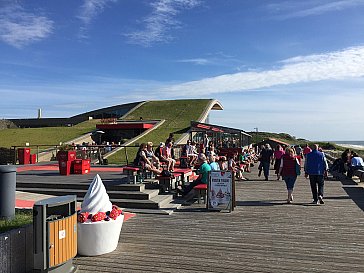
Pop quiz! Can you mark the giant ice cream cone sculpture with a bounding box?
[77,174,124,256]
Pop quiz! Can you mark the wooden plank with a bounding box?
[21,166,364,272]
[48,221,55,267]
[61,218,66,264]
[65,217,70,261]
[72,214,77,257]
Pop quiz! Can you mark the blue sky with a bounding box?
[1,0,364,141]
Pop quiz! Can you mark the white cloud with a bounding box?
[78,0,117,38]
[125,0,202,47]
[177,58,210,65]
[0,3,53,48]
[160,45,364,96]
[176,52,248,71]
[210,84,364,140]
[267,0,364,19]
[78,0,117,25]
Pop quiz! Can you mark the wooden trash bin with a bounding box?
[33,195,77,273]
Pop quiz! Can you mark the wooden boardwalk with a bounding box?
[74,166,364,273]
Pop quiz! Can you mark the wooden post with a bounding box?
[232,175,236,211]
[13,146,17,165]
[124,146,129,165]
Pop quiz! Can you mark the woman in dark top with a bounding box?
[259,144,274,181]
[273,144,285,180]
[134,143,161,175]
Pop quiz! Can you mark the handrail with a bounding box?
[10,144,145,165]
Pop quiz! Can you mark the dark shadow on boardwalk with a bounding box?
[236,200,286,206]
[236,200,329,207]
[177,207,211,213]
[324,195,351,200]
[330,171,358,186]
[343,186,364,212]
[333,173,364,211]
[340,178,358,186]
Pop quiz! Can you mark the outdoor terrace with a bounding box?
[72,164,364,273]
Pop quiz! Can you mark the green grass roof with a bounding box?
[0,119,100,148]
[0,99,213,164]
[107,99,212,164]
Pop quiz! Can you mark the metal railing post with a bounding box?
[125,146,129,165]
[13,146,17,165]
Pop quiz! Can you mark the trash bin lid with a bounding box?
[0,165,17,173]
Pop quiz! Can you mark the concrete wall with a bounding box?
[0,224,33,273]
[0,148,15,165]
[9,101,143,128]
[9,117,86,128]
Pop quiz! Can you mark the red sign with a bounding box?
[101,118,117,124]
[211,127,224,132]
[196,123,224,132]
[196,124,211,130]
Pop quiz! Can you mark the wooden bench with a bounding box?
[156,173,182,193]
[353,169,364,182]
[194,184,207,204]
[122,166,143,184]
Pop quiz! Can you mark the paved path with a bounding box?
[74,166,364,273]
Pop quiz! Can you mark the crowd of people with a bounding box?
[133,133,258,179]
[257,143,329,205]
[133,133,178,175]
[331,149,364,178]
[133,133,354,205]
[181,134,258,180]
[177,143,258,196]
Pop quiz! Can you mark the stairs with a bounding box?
[16,177,176,211]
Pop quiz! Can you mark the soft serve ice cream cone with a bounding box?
[77,174,124,256]
[80,174,113,214]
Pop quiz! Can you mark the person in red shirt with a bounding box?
[278,147,301,204]
[303,144,312,158]
[273,144,285,180]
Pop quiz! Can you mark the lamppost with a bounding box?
[253,127,258,144]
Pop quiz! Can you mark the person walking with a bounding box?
[294,145,303,158]
[305,144,328,205]
[278,147,300,204]
[259,144,273,181]
[273,144,285,180]
[303,144,312,158]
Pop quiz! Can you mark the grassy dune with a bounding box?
[0,119,100,149]
[0,100,211,164]
[107,99,211,164]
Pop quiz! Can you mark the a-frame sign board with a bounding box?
[207,170,235,212]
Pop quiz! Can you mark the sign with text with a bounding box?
[208,170,233,212]
[101,118,117,124]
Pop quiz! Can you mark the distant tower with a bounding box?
[37,108,42,119]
